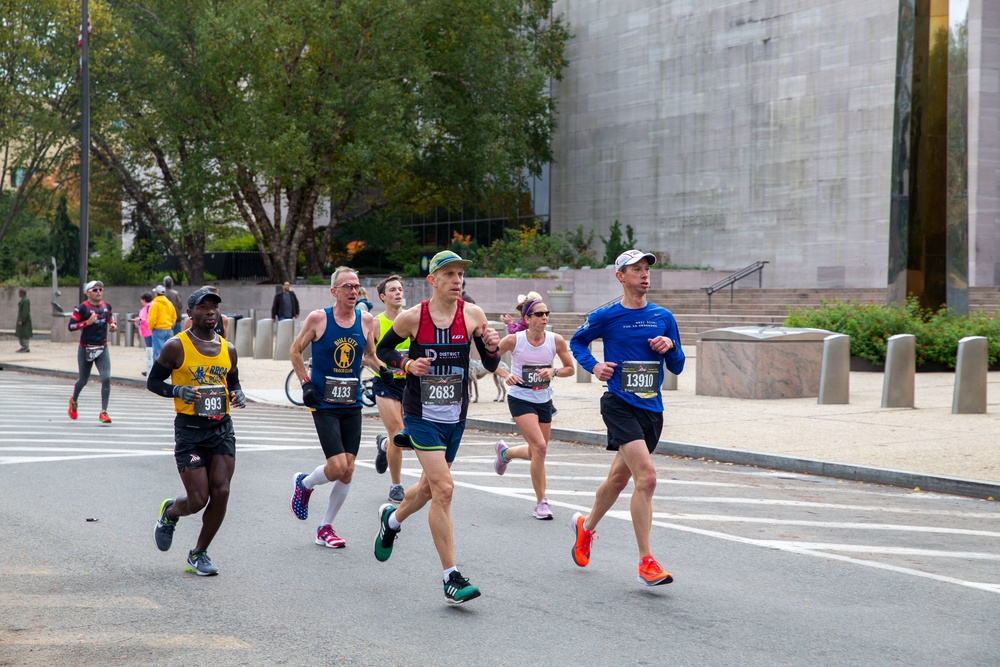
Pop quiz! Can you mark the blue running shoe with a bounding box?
[290,472,312,520]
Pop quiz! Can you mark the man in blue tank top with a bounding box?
[373,250,502,604]
[287,266,383,550]
[570,250,686,587]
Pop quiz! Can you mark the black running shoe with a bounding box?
[154,499,176,552]
[374,503,399,562]
[444,571,481,604]
[375,434,388,474]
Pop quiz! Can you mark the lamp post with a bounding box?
[78,0,90,304]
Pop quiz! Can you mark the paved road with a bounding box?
[2,371,999,666]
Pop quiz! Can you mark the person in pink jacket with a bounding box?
[130,292,154,376]
[499,291,541,334]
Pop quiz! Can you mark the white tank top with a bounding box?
[508,330,557,404]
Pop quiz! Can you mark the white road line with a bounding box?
[751,541,1000,560]
[656,514,1000,537]
[429,479,1000,595]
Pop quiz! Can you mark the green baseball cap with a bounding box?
[428,250,472,274]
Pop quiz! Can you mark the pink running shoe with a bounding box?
[493,440,509,476]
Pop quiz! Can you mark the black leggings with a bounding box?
[73,345,111,411]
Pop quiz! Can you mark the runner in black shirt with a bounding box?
[67,280,118,423]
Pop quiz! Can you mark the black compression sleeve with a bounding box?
[474,335,501,372]
[376,328,409,369]
[147,361,174,398]
[226,366,242,392]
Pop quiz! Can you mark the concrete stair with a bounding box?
[511,287,1000,341]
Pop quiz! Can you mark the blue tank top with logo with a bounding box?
[309,307,366,410]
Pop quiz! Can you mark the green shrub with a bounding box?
[784,298,1000,367]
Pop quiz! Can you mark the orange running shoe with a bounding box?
[98,411,112,424]
[571,512,596,567]
[637,556,673,586]
[68,397,78,420]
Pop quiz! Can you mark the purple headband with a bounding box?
[522,299,541,319]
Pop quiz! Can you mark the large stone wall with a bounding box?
[549,0,903,288]
[969,2,1000,285]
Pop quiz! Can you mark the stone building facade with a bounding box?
[549,0,999,290]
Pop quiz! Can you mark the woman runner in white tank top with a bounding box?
[491,299,576,520]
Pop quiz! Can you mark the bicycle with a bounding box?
[285,359,376,407]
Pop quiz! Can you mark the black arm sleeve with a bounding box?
[147,361,174,398]
[376,328,409,369]
[474,335,501,372]
[226,365,241,392]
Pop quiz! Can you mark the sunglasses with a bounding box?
[89,287,103,292]
[336,283,361,291]
[530,310,551,317]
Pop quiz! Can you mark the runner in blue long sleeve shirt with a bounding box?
[568,250,685,587]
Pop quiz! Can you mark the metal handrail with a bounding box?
[705,261,769,313]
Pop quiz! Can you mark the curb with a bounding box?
[5,362,997,501]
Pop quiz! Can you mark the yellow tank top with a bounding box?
[172,332,232,416]
[376,312,410,379]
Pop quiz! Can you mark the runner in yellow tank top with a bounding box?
[146,287,246,576]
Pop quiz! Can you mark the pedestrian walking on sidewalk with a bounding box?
[130,292,153,376]
[163,276,184,335]
[67,280,118,424]
[287,266,383,550]
[148,285,177,363]
[148,287,246,576]
[492,298,575,520]
[568,249,685,587]
[15,288,32,353]
[372,274,411,504]
[373,250,501,605]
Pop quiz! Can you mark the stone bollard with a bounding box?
[881,334,915,408]
[661,370,677,391]
[818,333,850,405]
[234,318,253,357]
[254,319,273,359]
[952,336,988,414]
[273,319,294,361]
[576,343,592,383]
[124,313,136,347]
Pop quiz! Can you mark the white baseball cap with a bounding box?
[614,249,656,272]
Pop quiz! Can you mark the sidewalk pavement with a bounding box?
[2,339,999,499]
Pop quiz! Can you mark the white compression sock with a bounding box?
[322,481,350,525]
[303,465,330,489]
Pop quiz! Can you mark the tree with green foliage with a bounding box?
[600,220,638,266]
[0,0,81,246]
[50,194,79,277]
[88,0,568,284]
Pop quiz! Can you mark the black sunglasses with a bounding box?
[530,310,551,317]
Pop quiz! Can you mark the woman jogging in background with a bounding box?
[492,298,575,520]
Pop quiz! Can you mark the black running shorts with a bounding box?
[600,391,663,453]
[311,407,363,459]
[173,418,236,472]
[507,395,555,423]
[373,377,405,403]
